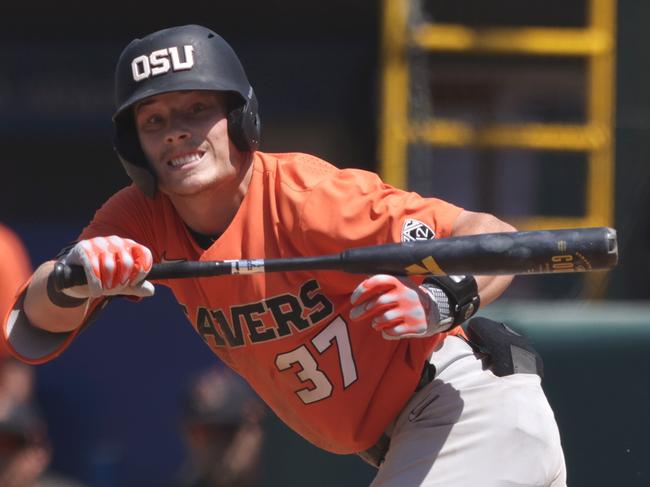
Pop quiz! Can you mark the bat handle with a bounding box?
[51,261,230,291]
[52,262,88,291]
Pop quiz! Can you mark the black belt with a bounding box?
[357,361,436,468]
[417,362,436,391]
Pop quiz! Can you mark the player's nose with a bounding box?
[164,117,191,144]
[165,129,190,144]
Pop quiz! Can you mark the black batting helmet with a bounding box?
[113,24,261,197]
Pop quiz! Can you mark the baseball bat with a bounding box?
[52,227,618,291]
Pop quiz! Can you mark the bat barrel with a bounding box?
[341,227,618,276]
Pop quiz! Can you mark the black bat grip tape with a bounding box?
[52,261,232,291]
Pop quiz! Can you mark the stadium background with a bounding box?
[1,1,648,485]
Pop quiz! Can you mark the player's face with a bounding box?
[135,91,239,197]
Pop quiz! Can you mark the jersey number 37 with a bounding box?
[275,316,358,404]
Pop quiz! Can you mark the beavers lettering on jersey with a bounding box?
[181,279,334,348]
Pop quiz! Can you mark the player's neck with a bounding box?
[169,153,254,236]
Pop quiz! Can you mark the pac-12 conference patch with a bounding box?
[401,219,435,242]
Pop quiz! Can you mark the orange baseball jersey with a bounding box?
[44,152,464,454]
[0,225,31,358]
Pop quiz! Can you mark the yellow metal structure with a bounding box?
[379,0,617,231]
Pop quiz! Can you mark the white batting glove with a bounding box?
[61,236,155,299]
[349,274,452,340]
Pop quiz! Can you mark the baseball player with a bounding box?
[0,224,31,357]
[3,25,566,486]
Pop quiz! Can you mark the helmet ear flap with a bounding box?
[227,89,261,152]
[114,111,158,197]
[117,154,157,198]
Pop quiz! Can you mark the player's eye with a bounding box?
[146,114,163,124]
[189,102,208,115]
[137,112,164,131]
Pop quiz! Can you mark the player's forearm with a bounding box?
[474,274,513,306]
[23,261,91,333]
[451,210,516,306]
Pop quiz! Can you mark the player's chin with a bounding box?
[159,175,215,197]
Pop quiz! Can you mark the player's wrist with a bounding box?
[421,275,480,331]
[418,283,454,334]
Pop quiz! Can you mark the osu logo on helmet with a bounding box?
[131,45,195,82]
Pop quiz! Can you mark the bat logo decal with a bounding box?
[405,256,445,275]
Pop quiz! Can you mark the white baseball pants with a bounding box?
[370,336,567,487]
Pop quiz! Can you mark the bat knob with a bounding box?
[52,261,71,292]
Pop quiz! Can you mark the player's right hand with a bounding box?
[349,274,444,340]
[60,236,155,299]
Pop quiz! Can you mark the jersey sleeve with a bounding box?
[78,186,158,254]
[296,168,463,254]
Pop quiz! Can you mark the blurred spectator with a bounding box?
[0,224,31,356]
[176,366,266,487]
[0,355,35,425]
[0,357,87,487]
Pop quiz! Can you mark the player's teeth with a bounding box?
[170,153,202,167]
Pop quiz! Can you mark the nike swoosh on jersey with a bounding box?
[159,252,187,264]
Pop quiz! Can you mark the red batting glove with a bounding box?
[349,274,447,340]
[61,236,155,299]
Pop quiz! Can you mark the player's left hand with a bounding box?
[349,274,445,340]
[60,236,154,299]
